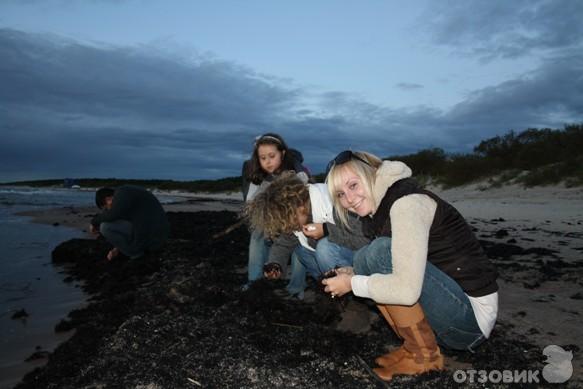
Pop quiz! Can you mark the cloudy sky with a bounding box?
[1,0,582,182]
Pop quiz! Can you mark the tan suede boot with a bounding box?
[375,304,408,367]
[373,303,444,381]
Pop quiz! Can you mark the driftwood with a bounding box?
[211,219,245,239]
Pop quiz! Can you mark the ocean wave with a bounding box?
[0,188,66,196]
[0,200,63,207]
[0,187,94,209]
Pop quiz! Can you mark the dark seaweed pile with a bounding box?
[14,211,571,388]
[477,221,583,291]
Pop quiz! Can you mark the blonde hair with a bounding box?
[325,151,382,228]
[243,172,310,238]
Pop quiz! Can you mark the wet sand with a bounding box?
[12,187,583,387]
[434,183,583,371]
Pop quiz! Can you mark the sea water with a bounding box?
[0,186,176,388]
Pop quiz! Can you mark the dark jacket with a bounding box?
[91,185,170,250]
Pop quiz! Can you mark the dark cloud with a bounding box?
[0,28,580,182]
[0,28,297,180]
[444,53,583,140]
[396,83,424,91]
[423,0,583,60]
[0,29,299,125]
[284,51,583,166]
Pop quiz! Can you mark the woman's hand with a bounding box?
[302,223,324,239]
[322,268,354,297]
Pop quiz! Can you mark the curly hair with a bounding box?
[243,173,310,239]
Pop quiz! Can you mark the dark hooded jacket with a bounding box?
[91,185,169,251]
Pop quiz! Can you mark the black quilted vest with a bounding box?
[363,178,498,297]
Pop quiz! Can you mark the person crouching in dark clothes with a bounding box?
[90,185,169,261]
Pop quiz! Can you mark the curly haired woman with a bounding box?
[245,172,369,282]
[241,133,310,297]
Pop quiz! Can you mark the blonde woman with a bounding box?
[323,150,498,381]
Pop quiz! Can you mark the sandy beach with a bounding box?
[436,183,583,382]
[12,185,583,387]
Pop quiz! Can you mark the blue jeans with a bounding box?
[247,230,306,295]
[353,237,485,352]
[293,237,355,279]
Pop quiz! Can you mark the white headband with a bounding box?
[254,135,282,146]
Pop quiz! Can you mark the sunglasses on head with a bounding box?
[325,150,371,175]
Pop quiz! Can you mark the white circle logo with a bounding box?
[542,345,573,383]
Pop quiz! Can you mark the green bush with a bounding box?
[388,148,448,177]
[486,169,523,188]
[438,154,492,188]
[518,164,565,187]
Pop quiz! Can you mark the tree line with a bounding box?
[388,123,583,188]
[4,124,582,191]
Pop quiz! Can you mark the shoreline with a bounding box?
[11,188,583,386]
[16,193,244,233]
[0,214,88,389]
